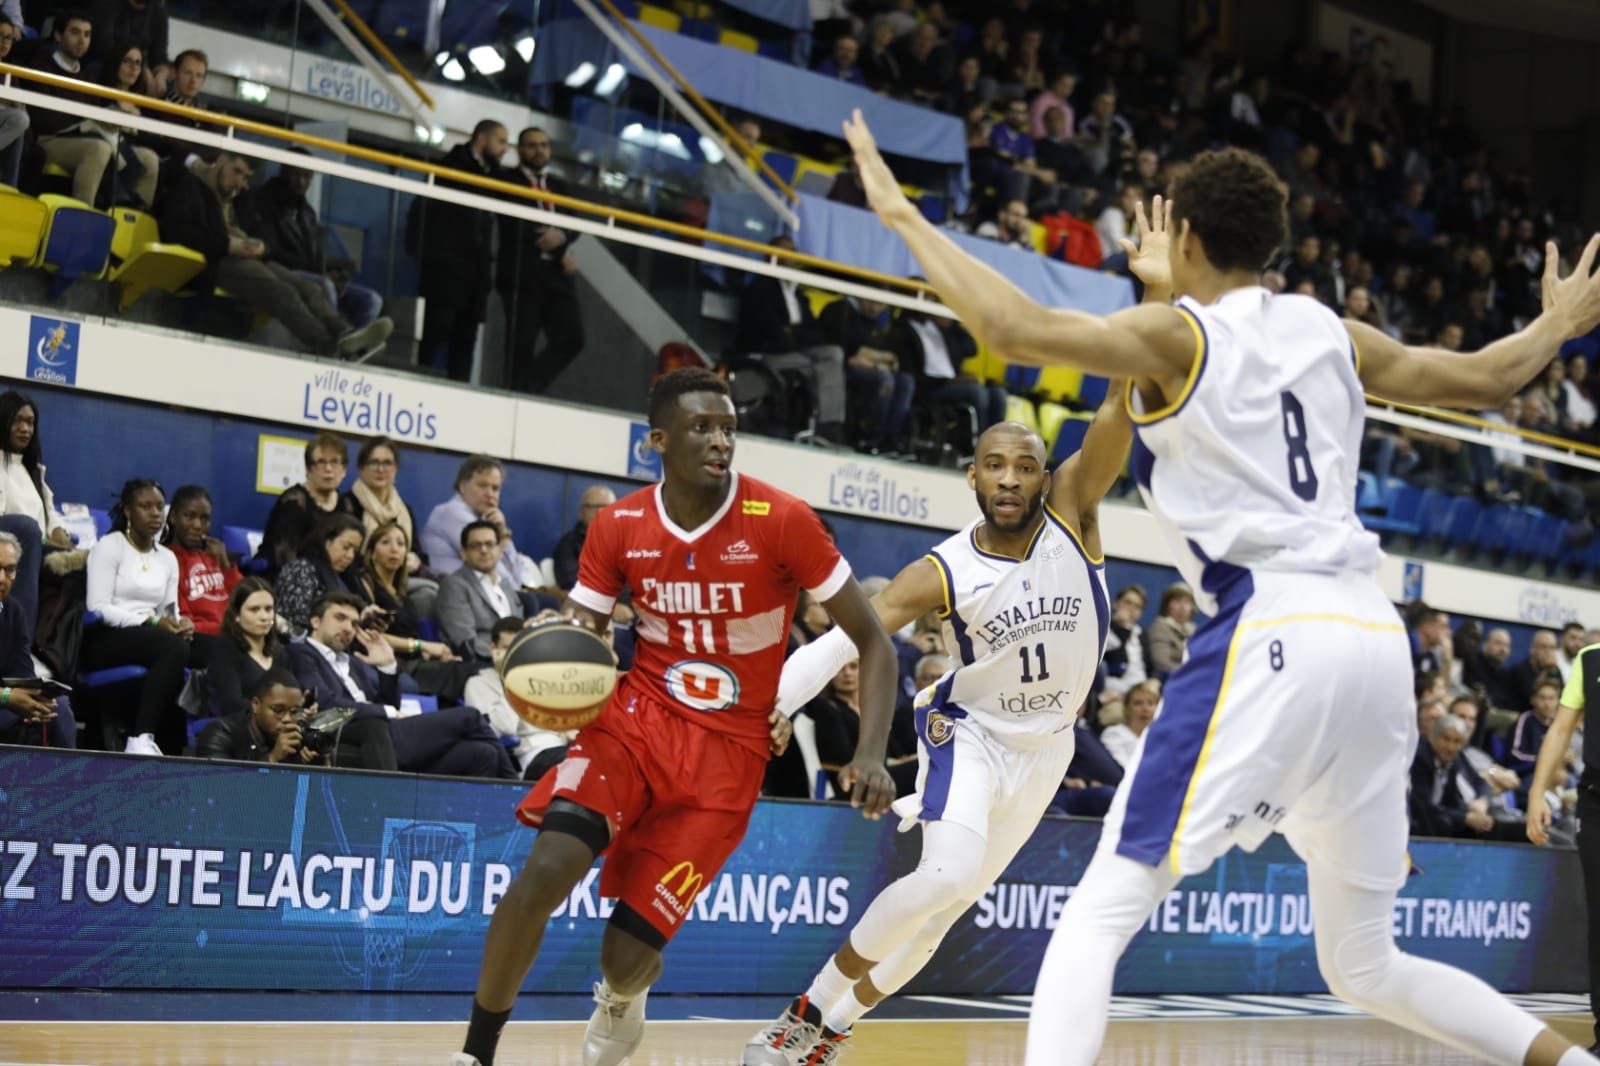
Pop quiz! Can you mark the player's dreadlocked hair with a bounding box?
[1166,148,1288,274]
[648,368,730,429]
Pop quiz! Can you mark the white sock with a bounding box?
[803,958,854,1014]
[1558,1048,1599,1066]
[822,989,869,1034]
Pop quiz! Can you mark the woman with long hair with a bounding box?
[82,479,192,755]
[204,577,287,718]
[98,41,160,208]
[0,390,72,638]
[807,658,919,798]
[161,485,242,663]
[360,520,453,661]
[1100,681,1160,767]
[1146,582,1196,680]
[344,436,440,617]
[275,512,367,635]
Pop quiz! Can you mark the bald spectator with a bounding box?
[1510,630,1562,714]
[1465,626,1520,711]
[551,485,615,591]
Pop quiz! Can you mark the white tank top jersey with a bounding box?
[920,506,1110,748]
[1127,287,1383,614]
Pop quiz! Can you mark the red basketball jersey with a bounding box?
[570,472,849,755]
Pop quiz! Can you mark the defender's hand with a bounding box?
[837,758,895,819]
[767,707,792,756]
[1120,194,1174,297]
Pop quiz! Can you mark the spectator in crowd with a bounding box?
[153,151,393,360]
[1007,26,1046,96]
[1416,695,1446,738]
[497,126,584,395]
[1558,620,1588,682]
[341,436,426,578]
[357,521,474,701]
[1507,679,1572,805]
[0,531,74,749]
[988,98,1055,204]
[1095,182,1144,261]
[734,236,849,446]
[204,576,289,718]
[815,34,866,86]
[1448,694,1522,816]
[410,119,507,382]
[1034,106,1088,188]
[96,41,161,208]
[287,591,516,778]
[857,18,901,93]
[82,479,191,756]
[276,512,368,635]
[1029,67,1076,140]
[1408,605,1451,674]
[161,484,240,654]
[1076,88,1134,175]
[150,47,218,159]
[1409,713,1501,839]
[1100,680,1157,767]
[819,295,916,453]
[942,53,990,115]
[890,303,1006,434]
[808,658,919,798]
[257,432,358,577]
[976,197,1036,249]
[894,23,950,107]
[420,455,537,596]
[1464,625,1519,711]
[1101,584,1149,695]
[551,484,614,591]
[235,150,383,331]
[463,615,577,778]
[1146,582,1194,679]
[437,520,525,660]
[196,666,397,768]
[0,20,29,188]
[824,160,868,208]
[88,0,168,90]
[0,391,72,640]
[1510,628,1562,712]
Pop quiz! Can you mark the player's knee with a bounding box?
[1315,920,1396,1005]
[910,854,986,907]
[600,909,665,994]
[507,829,601,916]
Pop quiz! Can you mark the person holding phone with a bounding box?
[0,529,74,748]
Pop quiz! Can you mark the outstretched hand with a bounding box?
[1119,194,1174,298]
[1542,235,1600,339]
[837,757,895,820]
[842,109,920,230]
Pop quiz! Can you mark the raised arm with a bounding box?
[1355,235,1600,409]
[1054,380,1132,519]
[842,110,1195,381]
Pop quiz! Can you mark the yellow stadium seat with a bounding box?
[1005,394,1040,436]
[41,162,69,180]
[0,190,48,266]
[1030,221,1048,254]
[1039,404,1094,454]
[805,288,839,320]
[964,340,1007,385]
[637,4,681,31]
[671,0,711,16]
[107,206,207,311]
[719,28,758,52]
[1034,365,1085,403]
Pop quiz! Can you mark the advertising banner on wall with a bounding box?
[0,750,1583,994]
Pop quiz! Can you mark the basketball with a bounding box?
[498,620,618,732]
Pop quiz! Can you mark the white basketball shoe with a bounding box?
[583,980,649,1066]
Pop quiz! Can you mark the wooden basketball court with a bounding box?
[6,1010,1594,1065]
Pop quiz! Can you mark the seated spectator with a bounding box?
[942,53,992,115]
[151,47,220,159]
[1146,582,1194,679]
[0,530,75,748]
[1510,628,1563,713]
[893,23,950,107]
[276,513,367,635]
[1101,584,1150,696]
[1095,183,1144,260]
[89,0,170,90]
[359,520,475,702]
[0,390,72,640]
[0,20,29,188]
[825,161,867,209]
[437,520,525,660]
[162,484,241,649]
[204,576,290,718]
[987,98,1056,206]
[1056,718,1124,817]
[858,18,901,93]
[1007,27,1046,96]
[463,615,578,778]
[819,296,915,453]
[1076,89,1135,176]
[807,658,918,798]
[287,591,516,778]
[95,42,160,208]
[975,198,1036,249]
[1409,712,1518,840]
[1408,605,1451,675]
[552,485,615,591]
[1033,107,1090,188]
[257,432,358,578]
[342,436,433,612]
[235,150,383,331]
[1448,694,1522,819]
[1557,620,1587,682]
[152,151,393,360]
[815,34,867,86]
[789,588,835,651]
[733,236,849,446]
[82,479,192,755]
[890,304,1006,434]
[420,455,537,593]
[1507,680,1573,804]
[1101,680,1157,767]
[196,666,396,769]
[1029,68,1077,139]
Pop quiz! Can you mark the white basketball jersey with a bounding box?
[1128,288,1381,614]
[920,506,1109,747]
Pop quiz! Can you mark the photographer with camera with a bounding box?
[195,667,395,767]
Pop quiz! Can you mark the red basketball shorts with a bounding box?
[516,685,768,943]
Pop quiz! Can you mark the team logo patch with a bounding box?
[653,860,705,924]
[721,539,759,563]
[664,660,740,711]
[925,710,957,747]
[742,499,771,516]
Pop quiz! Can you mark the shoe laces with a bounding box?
[592,981,632,1020]
[763,1001,820,1052]
[804,1029,850,1065]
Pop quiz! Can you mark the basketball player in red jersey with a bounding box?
[454,369,899,1066]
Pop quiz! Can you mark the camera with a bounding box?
[298,706,360,758]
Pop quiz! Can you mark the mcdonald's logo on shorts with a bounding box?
[653,860,705,922]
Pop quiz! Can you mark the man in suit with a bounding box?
[287,591,515,778]
[498,127,585,395]
[410,120,507,382]
[734,235,848,445]
[1409,712,1518,840]
[436,521,525,660]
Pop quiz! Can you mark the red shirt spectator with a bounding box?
[163,485,242,637]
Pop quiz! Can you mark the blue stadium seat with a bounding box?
[79,611,150,689]
[33,194,113,296]
[1077,375,1110,407]
[760,151,799,189]
[1468,504,1515,557]
[219,526,269,573]
[1048,415,1091,466]
[90,509,111,538]
[1355,471,1381,513]
[1362,484,1423,536]
[1524,510,1568,564]
[1437,497,1484,551]
[417,617,442,643]
[916,194,947,225]
[1413,489,1453,541]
